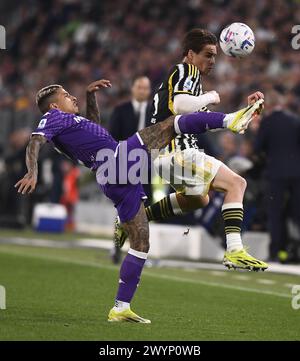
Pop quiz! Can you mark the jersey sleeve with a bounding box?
[32,110,65,141]
[172,63,200,96]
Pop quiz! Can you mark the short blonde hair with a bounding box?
[36,84,62,113]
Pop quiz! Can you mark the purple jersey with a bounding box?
[32,109,117,169]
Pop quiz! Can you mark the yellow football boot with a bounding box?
[227,98,264,134]
[108,308,151,323]
[114,217,128,249]
[223,247,268,271]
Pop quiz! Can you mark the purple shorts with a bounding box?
[96,133,149,223]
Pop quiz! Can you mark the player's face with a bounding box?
[51,88,79,114]
[191,44,217,75]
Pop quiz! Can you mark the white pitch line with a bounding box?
[2,238,300,276]
[284,283,297,288]
[210,271,226,277]
[232,275,251,281]
[257,279,276,285]
[183,268,197,272]
[144,273,290,299]
[0,248,291,299]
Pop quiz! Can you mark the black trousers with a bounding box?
[267,177,300,258]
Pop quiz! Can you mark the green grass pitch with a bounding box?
[0,243,299,340]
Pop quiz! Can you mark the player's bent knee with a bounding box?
[237,175,247,191]
[227,173,246,189]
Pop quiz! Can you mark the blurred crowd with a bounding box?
[0,0,300,260]
[1,0,300,123]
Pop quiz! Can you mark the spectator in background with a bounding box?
[109,76,153,140]
[1,129,59,228]
[1,0,300,249]
[254,89,300,263]
[1,128,31,227]
[1,0,300,122]
[217,132,239,164]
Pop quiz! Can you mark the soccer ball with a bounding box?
[219,22,255,58]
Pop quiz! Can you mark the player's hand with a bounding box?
[14,173,37,195]
[205,90,220,105]
[86,79,112,93]
[247,91,264,106]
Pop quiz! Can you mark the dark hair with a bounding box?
[132,75,150,86]
[182,28,217,57]
[35,84,62,114]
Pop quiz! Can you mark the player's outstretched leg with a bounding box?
[114,99,264,249]
[174,98,264,135]
[108,203,151,323]
[138,99,264,152]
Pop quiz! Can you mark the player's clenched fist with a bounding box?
[204,90,220,105]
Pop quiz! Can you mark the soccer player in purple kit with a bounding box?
[15,79,263,323]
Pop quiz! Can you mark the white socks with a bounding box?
[223,112,235,128]
[113,300,130,311]
[169,193,183,215]
[225,233,243,253]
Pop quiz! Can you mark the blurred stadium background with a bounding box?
[0,0,300,341]
[1,0,300,262]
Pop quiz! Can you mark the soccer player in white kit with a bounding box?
[115,29,268,271]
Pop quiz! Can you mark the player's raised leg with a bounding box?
[114,100,264,248]
[210,164,268,271]
[138,98,263,153]
[108,202,151,323]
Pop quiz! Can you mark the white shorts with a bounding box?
[153,148,222,196]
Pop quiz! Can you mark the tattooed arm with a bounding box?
[86,79,112,124]
[14,134,47,194]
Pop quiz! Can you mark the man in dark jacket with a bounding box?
[255,90,300,262]
[109,76,153,140]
